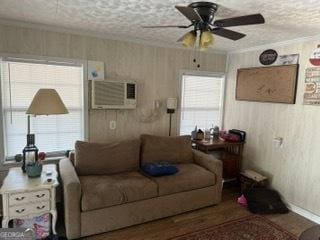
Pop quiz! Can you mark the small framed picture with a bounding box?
[88,60,104,81]
[277,54,299,65]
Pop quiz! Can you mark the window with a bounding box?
[179,73,224,135]
[0,58,84,160]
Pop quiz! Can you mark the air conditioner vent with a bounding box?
[92,80,137,109]
[94,81,124,105]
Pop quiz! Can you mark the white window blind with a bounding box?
[1,60,84,159]
[180,74,224,136]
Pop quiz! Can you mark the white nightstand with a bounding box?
[0,164,59,234]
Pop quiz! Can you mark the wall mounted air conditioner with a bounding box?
[92,80,137,109]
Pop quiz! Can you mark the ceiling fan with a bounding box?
[142,1,265,50]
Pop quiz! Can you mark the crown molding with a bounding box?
[0,18,227,55]
[229,34,320,54]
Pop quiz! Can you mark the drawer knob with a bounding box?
[36,193,45,198]
[15,208,25,213]
[36,205,46,210]
[15,196,25,201]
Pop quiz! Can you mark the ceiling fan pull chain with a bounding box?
[196,49,201,69]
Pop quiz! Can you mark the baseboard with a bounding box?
[287,203,320,224]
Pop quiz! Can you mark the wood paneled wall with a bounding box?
[0,24,226,143]
[225,39,320,216]
[0,24,226,209]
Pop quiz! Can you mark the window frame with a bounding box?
[178,70,226,136]
[0,53,89,165]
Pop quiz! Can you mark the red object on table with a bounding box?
[220,133,240,142]
[38,152,46,160]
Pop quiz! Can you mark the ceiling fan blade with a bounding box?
[214,14,265,27]
[142,25,190,28]
[211,28,246,41]
[175,6,203,22]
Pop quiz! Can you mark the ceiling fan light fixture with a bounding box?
[200,31,214,50]
[182,31,197,48]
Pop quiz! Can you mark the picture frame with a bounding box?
[88,60,104,81]
[236,64,299,104]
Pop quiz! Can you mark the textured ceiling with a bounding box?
[0,0,320,51]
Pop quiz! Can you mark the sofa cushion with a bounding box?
[75,139,140,176]
[151,163,216,196]
[79,172,158,211]
[140,135,193,164]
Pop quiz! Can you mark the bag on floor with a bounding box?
[14,213,51,239]
[244,187,289,214]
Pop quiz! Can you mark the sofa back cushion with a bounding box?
[75,139,140,176]
[140,135,193,164]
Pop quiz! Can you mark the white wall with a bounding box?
[0,23,226,143]
[224,39,320,216]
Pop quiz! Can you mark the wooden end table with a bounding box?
[193,139,245,180]
[0,164,59,234]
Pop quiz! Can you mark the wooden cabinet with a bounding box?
[213,151,241,179]
[193,139,244,181]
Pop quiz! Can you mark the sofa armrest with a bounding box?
[68,150,75,165]
[193,150,223,201]
[59,158,81,239]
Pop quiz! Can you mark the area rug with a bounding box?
[169,215,297,240]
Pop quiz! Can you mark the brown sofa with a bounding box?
[59,135,223,239]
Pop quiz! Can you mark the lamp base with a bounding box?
[27,133,35,146]
[167,110,175,136]
[22,138,39,173]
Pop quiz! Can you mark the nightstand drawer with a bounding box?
[31,201,50,214]
[9,190,50,206]
[9,201,50,217]
[29,190,50,202]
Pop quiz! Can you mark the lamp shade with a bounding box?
[200,31,214,50]
[26,89,68,115]
[182,31,196,48]
[167,98,177,110]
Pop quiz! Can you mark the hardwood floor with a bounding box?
[82,187,316,240]
[1,186,315,239]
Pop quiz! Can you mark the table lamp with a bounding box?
[22,89,68,175]
[166,98,177,136]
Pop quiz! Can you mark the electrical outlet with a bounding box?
[109,121,116,130]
